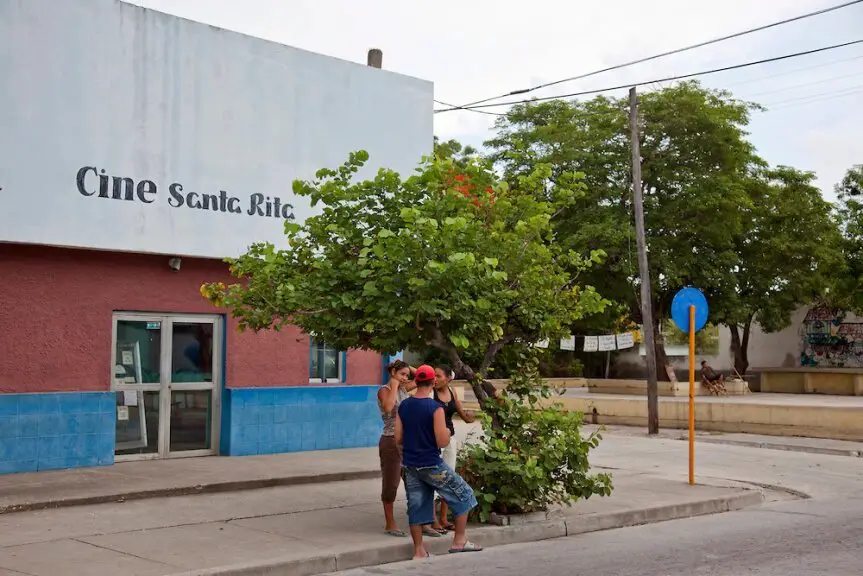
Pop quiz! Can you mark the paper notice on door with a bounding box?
[598,335,617,352]
[123,390,138,407]
[121,351,134,365]
[583,336,599,352]
[117,406,130,421]
[560,336,576,351]
[616,332,635,350]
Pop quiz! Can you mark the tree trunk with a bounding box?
[729,323,751,376]
[652,320,670,382]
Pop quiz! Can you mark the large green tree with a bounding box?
[486,81,759,380]
[834,164,863,313]
[713,166,844,375]
[201,151,608,404]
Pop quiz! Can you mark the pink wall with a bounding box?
[0,244,382,392]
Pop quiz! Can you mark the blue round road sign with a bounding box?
[671,287,708,333]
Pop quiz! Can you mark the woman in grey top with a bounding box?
[378,360,415,537]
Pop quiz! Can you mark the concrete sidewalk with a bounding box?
[0,446,380,514]
[0,420,858,515]
[0,470,762,576]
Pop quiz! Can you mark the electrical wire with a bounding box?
[761,84,863,108]
[433,99,504,116]
[434,39,863,113]
[739,70,863,99]
[723,52,863,89]
[452,0,863,109]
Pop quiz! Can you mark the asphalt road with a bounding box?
[333,496,863,575]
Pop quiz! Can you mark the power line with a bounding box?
[434,39,863,113]
[452,0,863,109]
[761,84,863,108]
[724,52,863,89]
[433,99,504,116]
[740,70,863,99]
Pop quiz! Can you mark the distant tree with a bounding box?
[433,136,480,168]
[834,164,863,313]
[713,167,844,374]
[486,81,761,380]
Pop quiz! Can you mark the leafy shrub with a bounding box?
[457,351,613,521]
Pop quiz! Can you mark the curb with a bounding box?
[169,489,765,576]
[686,437,863,458]
[0,469,381,515]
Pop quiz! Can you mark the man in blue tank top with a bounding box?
[396,364,482,559]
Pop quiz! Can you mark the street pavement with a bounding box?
[332,496,863,575]
[330,424,863,576]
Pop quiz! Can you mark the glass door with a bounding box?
[112,313,222,460]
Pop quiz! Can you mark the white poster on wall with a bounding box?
[616,332,635,350]
[583,336,599,352]
[598,335,617,352]
[560,336,576,351]
[0,0,433,259]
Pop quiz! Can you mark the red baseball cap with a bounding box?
[414,364,435,383]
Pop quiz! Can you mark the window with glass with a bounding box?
[309,339,342,383]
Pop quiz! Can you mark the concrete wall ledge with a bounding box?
[755,369,863,396]
[555,395,863,442]
[451,377,586,391]
[587,378,751,397]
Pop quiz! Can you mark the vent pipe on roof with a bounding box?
[367,49,383,69]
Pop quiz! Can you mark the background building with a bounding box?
[0,0,432,473]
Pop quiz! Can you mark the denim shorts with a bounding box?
[403,462,478,526]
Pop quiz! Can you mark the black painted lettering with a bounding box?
[186,192,202,209]
[280,202,295,220]
[168,183,184,208]
[136,180,157,203]
[202,193,219,211]
[97,169,110,198]
[247,193,265,216]
[227,196,242,214]
[218,190,229,213]
[76,166,97,196]
[111,176,135,201]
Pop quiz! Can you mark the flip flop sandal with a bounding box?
[422,527,445,538]
[443,523,456,531]
[384,529,407,538]
[449,541,483,553]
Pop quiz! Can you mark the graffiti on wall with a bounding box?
[801,306,863,368]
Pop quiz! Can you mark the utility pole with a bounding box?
[629,86,659,435]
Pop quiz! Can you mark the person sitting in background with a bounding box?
[700,361,727,396]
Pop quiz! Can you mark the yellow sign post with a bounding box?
[688,305,696,486]
[672,286,707,487]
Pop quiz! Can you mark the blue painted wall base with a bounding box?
[0,392,116,474]
[0,385,383,474]
[221,385,383,456]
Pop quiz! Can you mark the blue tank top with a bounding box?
[397,397,444,468]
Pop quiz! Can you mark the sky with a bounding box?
[128,0,863,200]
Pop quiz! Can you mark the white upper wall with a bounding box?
[0,0,433,258]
